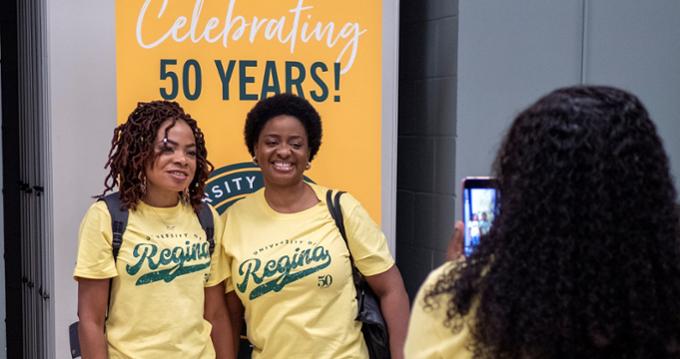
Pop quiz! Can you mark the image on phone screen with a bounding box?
[463,184,497,256]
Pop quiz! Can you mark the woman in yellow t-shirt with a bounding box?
[74,101,234,358]
[405,86,680,359]
[222,93,410,358]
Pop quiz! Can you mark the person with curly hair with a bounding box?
[222,93,410,358]
[404,86,680,359]
[74,101,234,358]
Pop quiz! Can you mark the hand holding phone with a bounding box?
[462,177,498,256]
[446,221,465,260]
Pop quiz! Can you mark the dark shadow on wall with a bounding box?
[396,0,459,301]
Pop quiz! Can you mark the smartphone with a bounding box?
[462,177,498,256]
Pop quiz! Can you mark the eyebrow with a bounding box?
[160,138,196,147]
[263,134,304,140]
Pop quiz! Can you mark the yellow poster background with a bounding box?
[116,0,382,220]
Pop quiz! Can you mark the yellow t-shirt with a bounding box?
[73,200,228,359]
[222,183,395,359]
[405,261,473,359]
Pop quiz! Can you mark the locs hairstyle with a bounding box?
[426,86,680,358]
[244,93,322,161]
[101,100,213,210]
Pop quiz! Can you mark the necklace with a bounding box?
[147,205,177,230]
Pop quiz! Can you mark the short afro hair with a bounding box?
[244,93,322,161]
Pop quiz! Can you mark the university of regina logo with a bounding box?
[203,162,314,214]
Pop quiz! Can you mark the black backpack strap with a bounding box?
[196,203,215,255]
[99,192,128,262]
[326,190,362,286]
[97,192,129,321]
[326,190,348,241]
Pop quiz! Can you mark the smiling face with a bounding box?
[143,119,197,206]
[254,115,310,189]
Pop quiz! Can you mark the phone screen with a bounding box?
[462,178,498,256]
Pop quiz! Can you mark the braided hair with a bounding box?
[101,100,213,210]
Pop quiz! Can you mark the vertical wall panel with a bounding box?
[16,0,51,357]
[397,0,459,299]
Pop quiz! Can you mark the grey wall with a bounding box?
[584,0,680,189]
[397,0,680,297]
[456,1,583,196]
[456,0,680,216]
[47,0,117,356]
[397,0,458,299]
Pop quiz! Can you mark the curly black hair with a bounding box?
[101,100,213,210]
[426,86,680,358]
[244,93,322,161]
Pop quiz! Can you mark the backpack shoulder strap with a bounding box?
[326,189,362,286]
[326,189,347,242]
[196,203,215,255]
[99,192,128,262]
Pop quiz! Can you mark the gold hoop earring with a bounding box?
[305,162,311,170]
[252,156,258,165]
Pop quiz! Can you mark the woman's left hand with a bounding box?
[365,265,410,359]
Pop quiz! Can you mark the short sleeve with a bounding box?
[206,205,230,287]
[220,210,235,293]
[341,193,395,276]
[73,201,118,280]
[405,261,473,359]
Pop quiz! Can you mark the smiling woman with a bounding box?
[143,119,199,207]
[222,93,410,359]
[73,101,235,359]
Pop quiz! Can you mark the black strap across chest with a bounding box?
[99,192,215,262]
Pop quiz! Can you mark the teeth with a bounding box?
[273,161,293,171]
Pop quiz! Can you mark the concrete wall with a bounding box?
[455,0,583,217]
[584,0,680,188]
[46,0,117,356]
[397,0,680,298]
[456,0,680,217]
[396,0,458,299]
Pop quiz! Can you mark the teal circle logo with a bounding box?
[204,162,314,214]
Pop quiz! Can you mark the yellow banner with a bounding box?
[116,0,382,220]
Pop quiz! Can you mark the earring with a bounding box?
[305,162,311,170]
[182,187,190,203]
[140,176,147,194]
[252,156,258,165]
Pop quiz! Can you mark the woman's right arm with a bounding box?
[77,278,110,359]
[226,291,244,353]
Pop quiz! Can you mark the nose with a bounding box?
[275,144,292,157]
[174,151,189,166]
